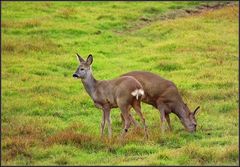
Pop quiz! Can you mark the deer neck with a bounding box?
[81,72,98,100]
[173,102,188,120]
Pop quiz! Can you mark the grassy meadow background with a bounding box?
[1,1,239,165]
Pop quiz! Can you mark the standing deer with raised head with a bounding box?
[121,71,200,133]
[73,54,148,139]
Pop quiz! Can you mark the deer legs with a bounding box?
[132,100,148,139]
[157,103,171,133]
[119,102,148,139]
[119,102,171,136]
[101,102,147,140]
[120,113,140,128]
[120,105,132,139]
[165,113,172,131]
[100,99,147,140]
[100,111,106,138]
[105,109,112,138]
[101,106,112,139]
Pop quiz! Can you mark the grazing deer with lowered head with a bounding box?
[73,54,148,139]
[121,71,200,133]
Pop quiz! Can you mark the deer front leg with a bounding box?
[103,106,112,139]
[157,103,168,133]
[165,113,172,131]
[100,110,106,139]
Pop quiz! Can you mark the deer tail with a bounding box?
[131,89,144,100]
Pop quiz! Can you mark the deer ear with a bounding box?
[193,106,200,116]
[76,53,85,63]
[86,54,93,65]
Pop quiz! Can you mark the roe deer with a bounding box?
[121,71,200,133]
[73,54,148,139]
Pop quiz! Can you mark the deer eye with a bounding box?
[80,68,84,71]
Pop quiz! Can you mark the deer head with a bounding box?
[73,53,93,79]
[179,104,200,133]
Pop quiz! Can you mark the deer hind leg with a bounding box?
[129,113,140,127]
[120,113,140,128]
[119,104,132,139]
[120,113,125,128]
[132,100,148,139]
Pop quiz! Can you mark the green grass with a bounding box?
[1,1,239,166]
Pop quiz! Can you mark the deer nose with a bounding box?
[73,73,79,78]
[192,123,197,132]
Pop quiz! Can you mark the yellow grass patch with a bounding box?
[2,19,42,29]
[201,5,239,20]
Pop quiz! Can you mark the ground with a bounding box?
[1,1,239,165]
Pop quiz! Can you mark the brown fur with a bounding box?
[73,55,148,139]
[122,71,200,133]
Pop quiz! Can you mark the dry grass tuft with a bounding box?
[2,19,42,29]
[183,144,215,164]
[125,127,146,141]
[2,118,45,161]
[2,137,33,162]
[57,8,77,18]
[45,130,92,146]
[201,5,239,20]
[67,122,85,131]
[2,118,45,140]
[218,145,239,163]
[182,144,239,165]
[44,128,105,151]
[2,37,61,53]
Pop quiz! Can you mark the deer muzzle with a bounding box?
[73,73,79,78]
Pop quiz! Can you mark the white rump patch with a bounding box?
[131,89,144,100]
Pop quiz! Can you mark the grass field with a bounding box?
[1,1,239,165]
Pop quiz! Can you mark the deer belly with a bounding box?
[142,96,158,107]
[106,98,118,108]
[94,102,103,109]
